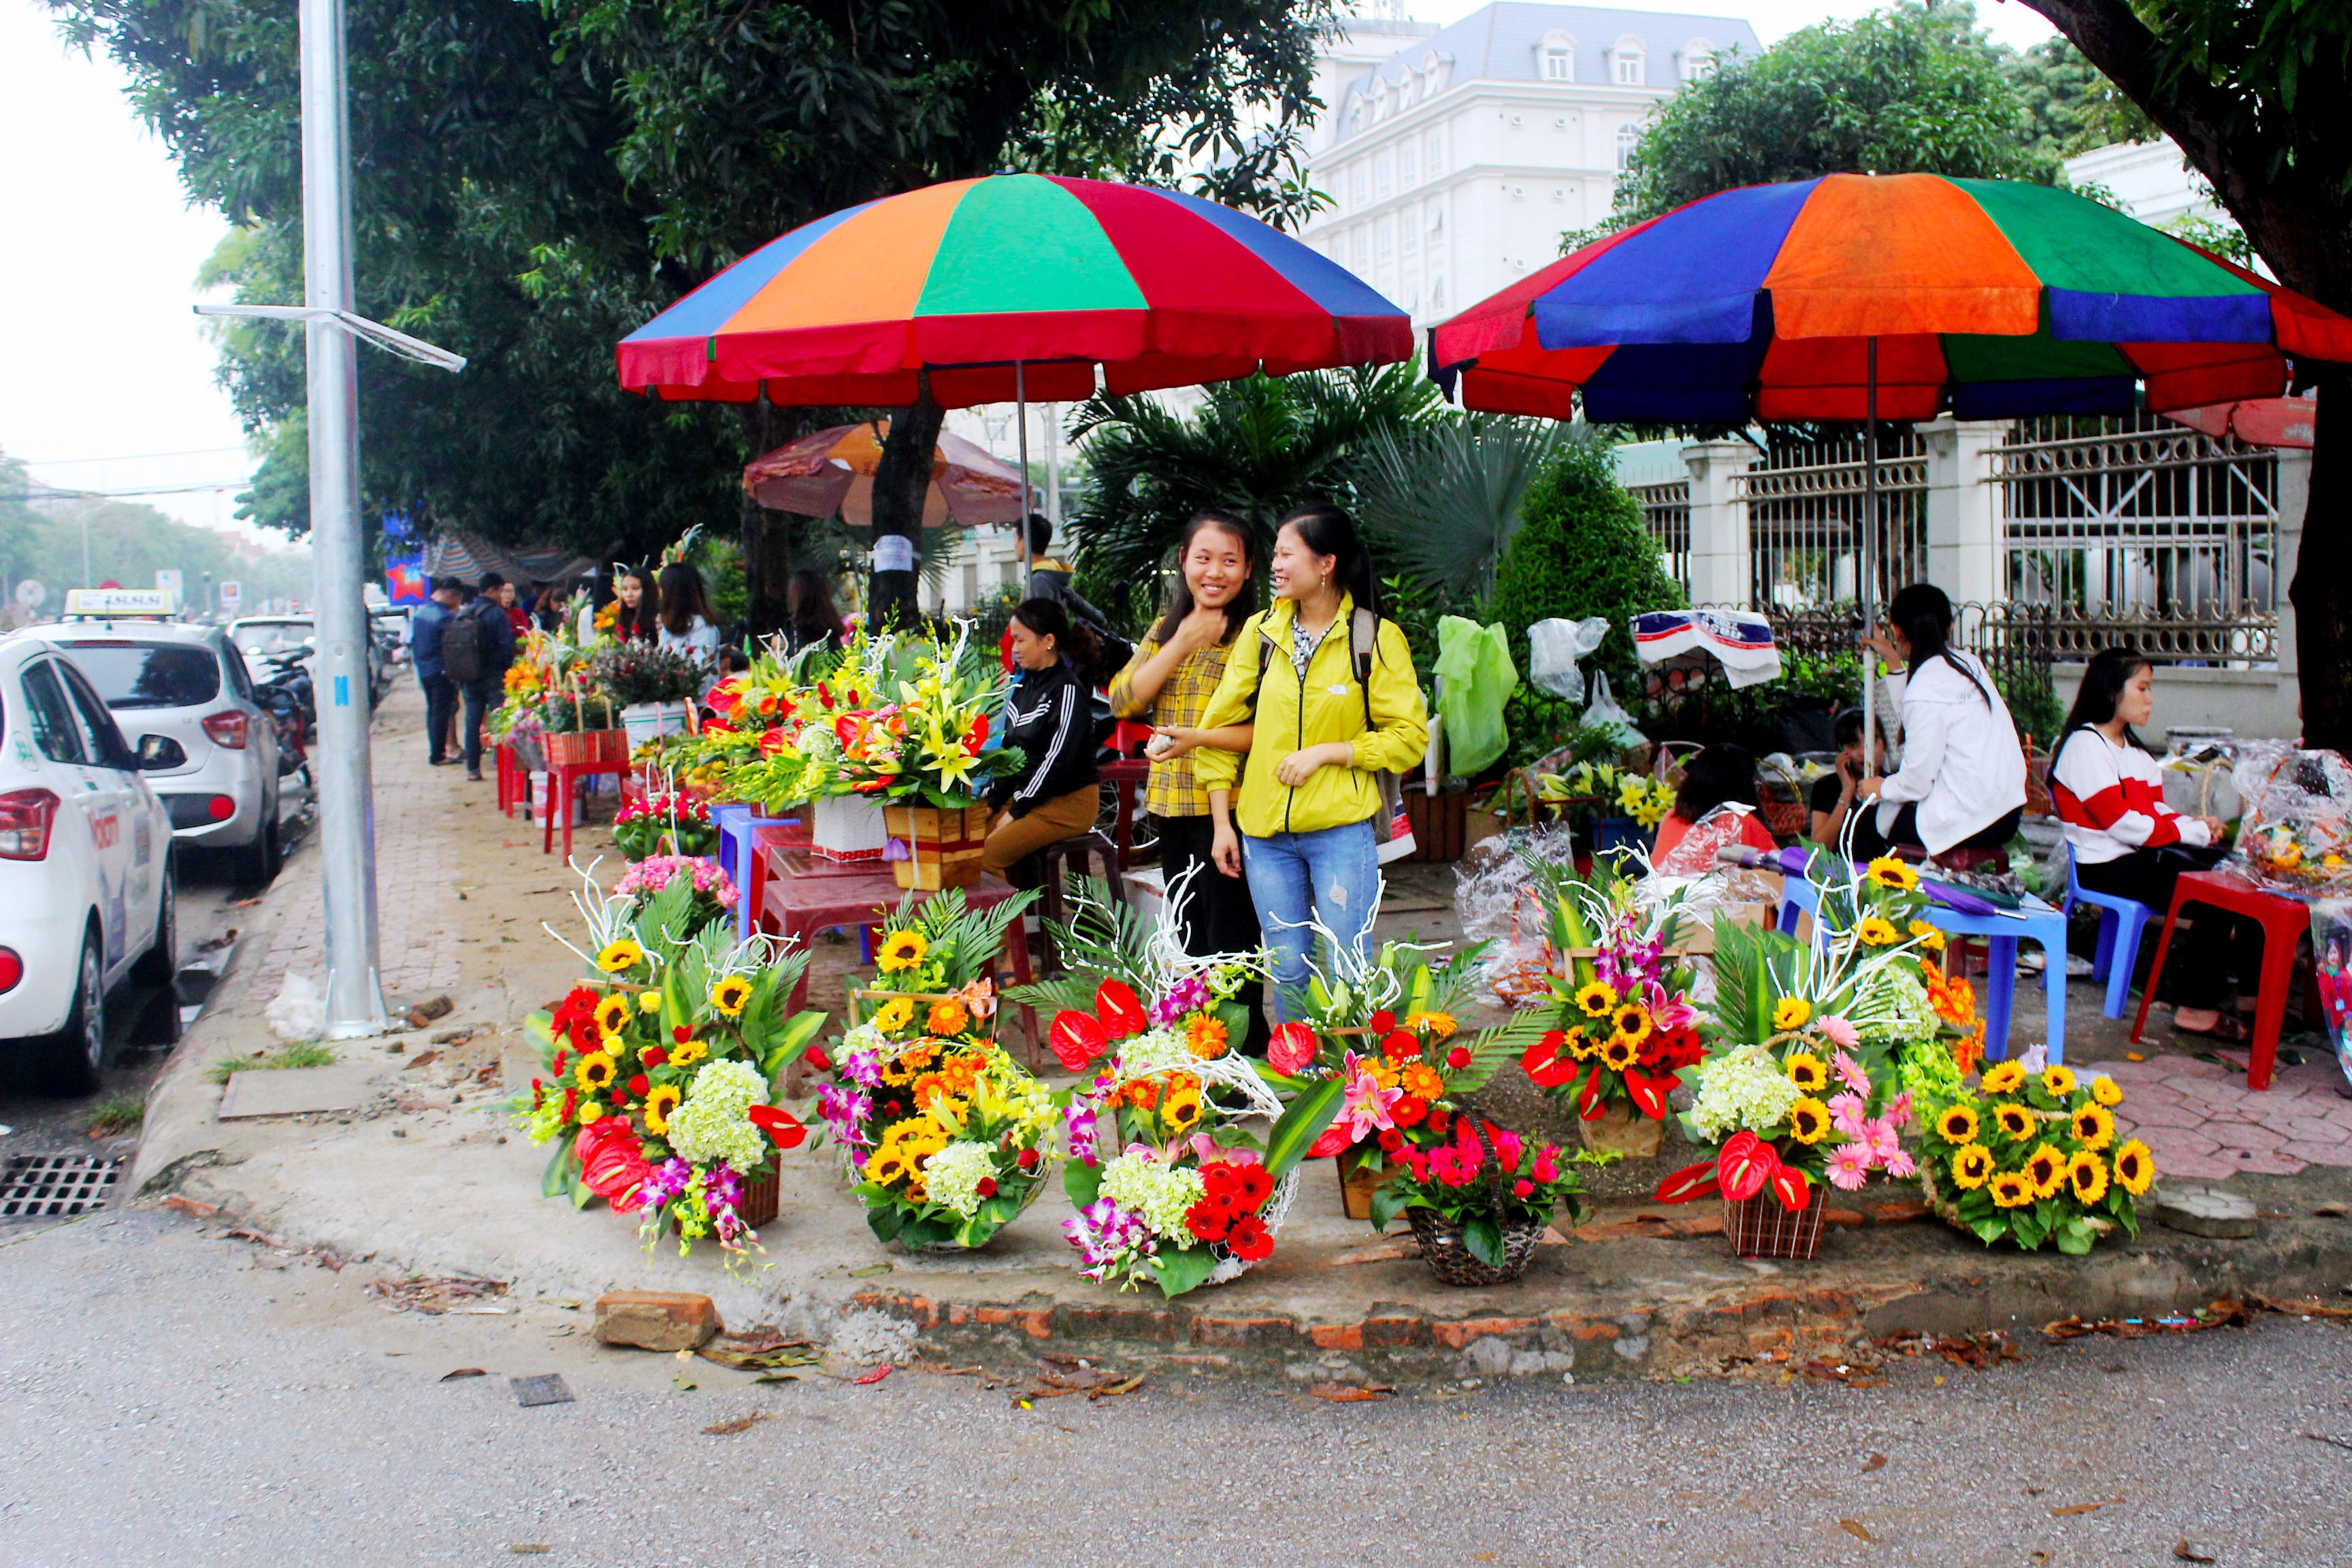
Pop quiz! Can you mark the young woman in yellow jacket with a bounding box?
[1177,502,1428,1016]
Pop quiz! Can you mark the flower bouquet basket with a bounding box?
[544,688,627,767]
[1721,1182,1827,1260]
[833,625,1024,879]
[1909,1058,2151,1254]
[883,800,992,891]
[1408,1205,1548,1286]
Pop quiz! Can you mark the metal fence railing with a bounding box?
[1629,478,1691,595]
[1737,429,1929,611]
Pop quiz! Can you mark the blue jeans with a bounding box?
[1241,818,1381,1020]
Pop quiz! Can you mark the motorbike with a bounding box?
[252,648,314,789]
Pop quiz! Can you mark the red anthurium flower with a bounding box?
[963,713,990,751]
[1767,1164,1812,1213]
[1651,1160,1722,1204]
[1716,1131,1780,1203]
[700,717,734,736]
[1306,1124,1354,1160]
[834,714,864,749]
[1048,1009,1109,1072]
[747,1105,807,1150]
[575,1119,655,1213]
[757,729,790,757]
[1622,1070,1674,1121]
[1522,1033,1575,1090]
[1094,979,1147,1040]
[1267,1023,1318,1076]
[1575,1062,1609,1120]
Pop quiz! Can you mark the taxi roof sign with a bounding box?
[63,588,178,617]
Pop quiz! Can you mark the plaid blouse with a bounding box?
[1107,635,1234,819]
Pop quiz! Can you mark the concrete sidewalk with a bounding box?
[130,680,2352,1386]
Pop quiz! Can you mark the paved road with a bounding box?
[1,1211,2347,1567]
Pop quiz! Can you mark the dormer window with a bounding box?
[1680,39,1716,82]
[1536,30,1577,83]
[1612,37,1646,86]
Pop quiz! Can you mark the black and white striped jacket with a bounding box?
[991,657,1098,816]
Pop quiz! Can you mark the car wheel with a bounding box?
[130,855,177,988]
[42,932,105,1097]
[237,808,282,886]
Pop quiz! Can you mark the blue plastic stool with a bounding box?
[2059,854,2158,1021]
[1775,874,2069,1064]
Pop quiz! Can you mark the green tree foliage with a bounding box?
[1064,365,1441,633]
[1482,442,1684,766]
[1354,416,1565,612]
[0,456,311,608]
[2006,35,2158,165]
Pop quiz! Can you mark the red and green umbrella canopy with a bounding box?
[1431,173,2352,424]
[619,174,1412,409]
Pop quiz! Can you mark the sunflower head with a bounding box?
[1950,1144,1994,1190]
[2068,1151,2110,1205]
[2070,1103,2115,1151]
[1908,920,1947,952]
[1857,916,1901,947]
[1936,1103,1981,1145]
[1785,1052,1830,1094]
[1574,980,1619,1019]
[1980,1061,2026,1096]
[1612,1003,1653,1043]
[593,994,634,1035]
[873,996,917,1034]
[1988,1171,2035,1209]
[1773,996,1813,1032]
[2040,1064,2078,1098]
[1786,1097,1832,1145]
[669,1039,707,1068]
[709,976,754,1018]
[1993,1103,2035,1142]
[876,930,929,973]
[2023,1142,2067,1197]
[595,939,646,975]
[864,1146,913,1186]
[1160,1092,1204,1134]
[2113,1139,2155,1195]
[644,1084,682,1135]
[1867,856,1920,892]
[2089,1075,2123,1108]
[1564,1026,1599,1061]
[574,1051,617,1091]
[1599,1034,1639,1072]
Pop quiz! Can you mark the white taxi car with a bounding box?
[0,630,179,1092]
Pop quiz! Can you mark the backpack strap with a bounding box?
[1351,606,1379,732]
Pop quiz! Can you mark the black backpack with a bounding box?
[442,604,485,683]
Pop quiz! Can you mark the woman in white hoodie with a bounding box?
[1852,583,2026,863]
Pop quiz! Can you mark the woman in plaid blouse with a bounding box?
[1108,509,1269,1051]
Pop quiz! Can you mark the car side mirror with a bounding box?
[137,734,186,771]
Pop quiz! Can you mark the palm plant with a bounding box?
[1065,365,1443,626]
[1354,414,1573,611]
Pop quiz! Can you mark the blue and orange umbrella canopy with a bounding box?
[619,174,1412,409]
[1432,173,2352,423]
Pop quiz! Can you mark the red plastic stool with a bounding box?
[2129,868,2308,1091]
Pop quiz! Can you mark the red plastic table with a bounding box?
[2130,868,2309,1090]
[541,759,630,861]
[495,742,522,818]
[758,865,1040,1064]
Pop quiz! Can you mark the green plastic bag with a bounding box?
[1433,616,1518,775]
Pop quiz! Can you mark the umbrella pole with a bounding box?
[1015,360,1032,594]
[1861,336,1880,805]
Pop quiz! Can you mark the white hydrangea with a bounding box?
[1850,963,1933,1045]
[1111,1026,1194,1081]
[666,1059,768,1172]
[1099,1147,1207,1241]
[1688,1043,1803,1142]
[923,1141,999,1219]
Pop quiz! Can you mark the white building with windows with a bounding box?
[1301,3,1760,327]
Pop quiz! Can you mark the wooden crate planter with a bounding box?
[883,802,990,891]
[1402,780,1468,863]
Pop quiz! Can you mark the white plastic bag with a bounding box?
[1580,671,1646,749]
[1526,616,1610,701]
[264,973,327,1043]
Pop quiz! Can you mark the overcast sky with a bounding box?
[0,0,2062,541]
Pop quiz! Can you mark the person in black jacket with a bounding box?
[982,598,1102,875]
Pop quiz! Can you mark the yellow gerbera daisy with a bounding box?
[595,938,645,974]
[574,1051,617,1092]
[1866,856,1920,892]
[1988,1171,2036,1209]
[1936,1103,1980,1145]
[709,976,754,1018]
[2023,1142,2068,1198]
[874,996,917,1034]
[876,930,929,973]
[2112,1139,2155,1196]
[1774,996,1813,1032]
[1785,1052,1830,1094]
[2040,1064,2077,1098]
[1574,980,1618,1018]
[1908,921,1946,952]
[1950,1144,1994,1190]
[2068,1151,2109,1205]
[1992,1103,2035,1143]
[1980,1061,2027,1096]
[1857,916,1901,947]
[1407,1011,1458,1039]
[593,994,634,1035]
[2070,1104,2115,1152]
[2089,1075,2123,1108]
[1786,1097,1832,1145]
[644,1084,681,1135]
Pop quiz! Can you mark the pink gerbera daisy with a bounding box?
[1816,1015,1861,1051]
[1828,1091,1869,1137]
[1824,1141,1873,1192]
[1831,1048,1870,1092]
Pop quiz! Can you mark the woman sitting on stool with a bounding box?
[1854,583,2026,863]
[982,598,1102,876]
[2051,646,2244,1038]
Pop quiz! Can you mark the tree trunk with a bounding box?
[866,379,943,630]
[2292,372,2350,749]
[742,506,797,642]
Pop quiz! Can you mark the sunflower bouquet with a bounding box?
[514,863,828,1267]
[1912,1060,2151,1254]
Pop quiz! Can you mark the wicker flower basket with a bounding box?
[671,1164,777,1235]
[1406,1206,1547,1287]
[544,727,628,767]
[1721,1188,1826,1260]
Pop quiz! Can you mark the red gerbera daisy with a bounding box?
[1224,1214,1273,1262]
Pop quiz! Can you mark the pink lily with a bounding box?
[1337,1051,1402,1139]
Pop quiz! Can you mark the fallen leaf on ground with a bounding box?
[2253,1294,2352,1321]
[1306,1382,1392,1403]
[2049,1498,2119,1516]
[508,1548,552,1556]
[702,1411,769,1435]
[911,1359,985,1377]
[850,1364,892,1386]
[1861,1452,1886,1473]
[2173,1542,2218,1564]
[2045,1301,2255,1340]
[750,1373,800,1386]
[846,1263,894,1279]
[672,1374,697,1392]
[439,1368,487,1382]
[1798,1359,1884,1387]
[230,896,264,908]
[1839,1520,1874,1542]
[404,1051,440,1071]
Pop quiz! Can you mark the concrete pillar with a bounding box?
[2275,445,2308,682]
[1680,440,1753,608]
[1920,417,2006,606]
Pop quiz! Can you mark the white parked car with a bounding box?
[233,611,392,706]
[28,619,284,882]
[0,634,180,1092]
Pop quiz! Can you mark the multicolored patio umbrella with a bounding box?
[2166,389,2318,451]
[742,421,1025,527]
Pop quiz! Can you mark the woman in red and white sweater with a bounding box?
[2051,647,2242,1035]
